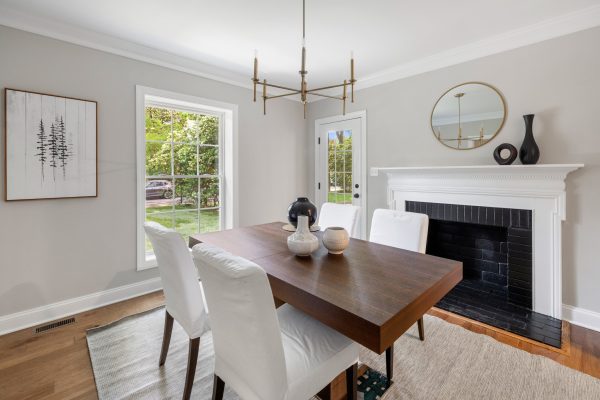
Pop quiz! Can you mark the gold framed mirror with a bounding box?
[431,82,506,150]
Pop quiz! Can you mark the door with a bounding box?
[315,111,366,239]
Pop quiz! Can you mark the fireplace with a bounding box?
[371,164,583,348]
[406,201,561,347]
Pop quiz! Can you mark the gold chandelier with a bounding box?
[252,0,356,118]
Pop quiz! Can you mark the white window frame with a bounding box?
[136,85,238,271]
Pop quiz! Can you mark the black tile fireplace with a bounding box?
[406,201,562,348]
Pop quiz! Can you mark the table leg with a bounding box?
[386,345,394,385]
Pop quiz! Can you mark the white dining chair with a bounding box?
[192,242,360,400]
[144,222,209,400]
[369,209,429,382]
[318,202,360,237]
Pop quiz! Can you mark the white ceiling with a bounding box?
[1,0,600,93]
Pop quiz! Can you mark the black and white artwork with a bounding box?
[5,89,97,200]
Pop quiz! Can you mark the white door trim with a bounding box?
[314,110,367,239]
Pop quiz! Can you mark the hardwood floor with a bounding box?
[1,291,599,400]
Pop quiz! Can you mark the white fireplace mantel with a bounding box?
[371,164,583,318]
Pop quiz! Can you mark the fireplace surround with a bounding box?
[371,164,583,345]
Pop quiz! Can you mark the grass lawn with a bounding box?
[145,205,220,252]
[327,192,353,203]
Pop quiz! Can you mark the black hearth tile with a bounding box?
[482,271,507,286]
[509,293,532,308]
[448,205,455,221]
[464,206,472,223]
[456,205,464,222]
[508,255,532,268]
[508,277,532,290]
[487,207,496,225]
[509,286,532,297]
[405,201,411,211]
[508,259,532,272]
[508,227,530,238]
[509,269,532,282]
[507,234,532,246]
[426,203,433,217]
[509,249,533,261]
[500,242,508,254]
[478,260,500,273]
[508,242,533,254]
[510,209,520,227]
[544,337,561,348]
[476,238,500,251]
[502,208,510,227]
[521,210,531,228]
[493,208,501,226]
[547,318,563,329]
[482,249,502,262]
[431,203,438,219]
[498,263,508,276]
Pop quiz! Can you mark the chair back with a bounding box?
[318,202,360,237]
[144,222,207,338]
[192,243,288,400]
[369,209,429,253]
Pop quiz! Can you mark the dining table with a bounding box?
[189,222,462,396]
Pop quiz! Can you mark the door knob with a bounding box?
[353,193,360,199]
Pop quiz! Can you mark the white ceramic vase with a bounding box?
[287,215,319,256]
[322,227,350,254]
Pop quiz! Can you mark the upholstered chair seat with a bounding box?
[192,242,359,400]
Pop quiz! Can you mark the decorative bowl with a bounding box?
[322,227,350,255]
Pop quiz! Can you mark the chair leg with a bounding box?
[418,317,425,341]
[385,345,394,384]
[346,363,358,400]
[212,374,225,400]
[182,337,200,400]
[159,311,174,366]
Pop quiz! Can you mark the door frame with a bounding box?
[314,110,367,239]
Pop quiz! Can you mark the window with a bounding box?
[327,130,353,204]
[136,86,237,270]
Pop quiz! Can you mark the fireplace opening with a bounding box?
[406,201,562,348]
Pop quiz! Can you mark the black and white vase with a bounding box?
[287,197,317,228]
[519,114,540,165]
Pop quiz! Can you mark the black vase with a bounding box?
[288,197,317,227]
[519,114,540,165]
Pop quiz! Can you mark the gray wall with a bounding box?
[0,26,307,316]
[308,27,600,313]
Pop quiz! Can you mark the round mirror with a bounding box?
[431,82,506,150]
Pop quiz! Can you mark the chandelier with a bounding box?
[252,0,356,118]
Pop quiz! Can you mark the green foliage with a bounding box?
[145,107,220,207]
[328,132,353,203]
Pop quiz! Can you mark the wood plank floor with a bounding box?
[1,291,599,400]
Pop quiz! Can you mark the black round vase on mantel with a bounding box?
[519,114,540,165]
[287,197,317,228]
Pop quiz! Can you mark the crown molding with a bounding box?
[2,4,600,103]
[0,5,257,92]
[321,4,600,100]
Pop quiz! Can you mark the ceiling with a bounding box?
[1,0,600,94]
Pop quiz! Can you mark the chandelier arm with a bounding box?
[265,91,302,100]
[305,82,347,93]
[308,92,343,100]
[262,82,301,92]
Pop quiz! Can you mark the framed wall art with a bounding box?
[4,88,97,200]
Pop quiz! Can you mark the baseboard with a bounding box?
[562,304,600,333]
[0,277,162,336]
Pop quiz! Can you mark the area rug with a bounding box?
[87,307,600,399]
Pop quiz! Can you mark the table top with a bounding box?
[189,222,462,353]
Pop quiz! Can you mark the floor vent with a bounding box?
[34,317,76,334]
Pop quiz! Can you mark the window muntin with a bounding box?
[144,105,223,255]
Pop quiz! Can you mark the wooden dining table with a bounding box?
[189,222,462,394]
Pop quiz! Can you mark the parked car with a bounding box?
[146,180,173,199]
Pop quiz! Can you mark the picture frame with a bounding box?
[4,88,98,201]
